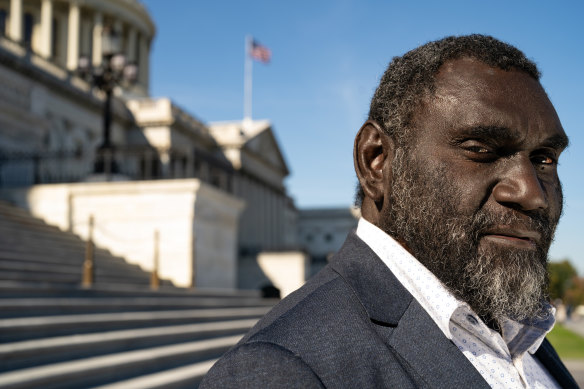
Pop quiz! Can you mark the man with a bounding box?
[201,35,578,388]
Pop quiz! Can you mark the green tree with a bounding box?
[548,260,578,302]
[565,277,584,306]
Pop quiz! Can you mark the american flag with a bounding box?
[250,40,271,63]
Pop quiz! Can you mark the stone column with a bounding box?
[39,0,53,58]
[8,0,23,42]
[66,0,80,70]
[92,12,103,66]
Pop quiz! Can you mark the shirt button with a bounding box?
[467,314,478,325]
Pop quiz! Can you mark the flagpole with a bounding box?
[243,35,253,128]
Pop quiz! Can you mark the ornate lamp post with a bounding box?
[78,26,138,180]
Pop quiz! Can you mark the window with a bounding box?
[0,10,6,37]
[23,13,33,48]
[210,167,223,189]
[193,157,201,177]
[51,17,59,59]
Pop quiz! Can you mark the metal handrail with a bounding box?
[80,214,162,290]
[0,147,234,193]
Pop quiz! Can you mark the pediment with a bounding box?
[244,126,289,176]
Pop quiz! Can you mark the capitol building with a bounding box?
[0,0,357,293]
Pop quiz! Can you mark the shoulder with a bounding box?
[200,268,345,388]
[201,264,413,387]
[200,233,420,387]
[200,341,324,388]
[242,264,366,348]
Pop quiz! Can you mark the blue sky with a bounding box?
[141,0,584,273]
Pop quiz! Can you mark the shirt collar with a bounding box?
[355,217,555,358]
[356,217,463,339]
[500,305,556,358]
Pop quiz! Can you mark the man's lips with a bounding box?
[480,227,541,249]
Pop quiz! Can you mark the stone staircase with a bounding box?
[0,200,275,388]
[0,199,161,288]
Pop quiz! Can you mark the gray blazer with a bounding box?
[200,233,578,388]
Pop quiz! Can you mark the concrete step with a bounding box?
[0,223,81,243]
[0,201,51,219]
[0,280,176,300]
[93,359,217,389]
[0,306,271,341]
[0,236,120,261]
[0,252,156,283]
[0,204,63,226]
[0,240,96,259]
[0,270,88,287]
[0,201,262,388]
[0,245,131,263]
[0,238,83,253]
[0,319,256,372]
[0,280,261,299]
[0,224,82,241]
[0,334,241,388]
[0,213,69,232]
[0,200,176,291]
[0,271,151,290]
[0,258,152,280]
[0,296,274,314]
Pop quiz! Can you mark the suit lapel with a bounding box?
[329,232,412,326]
[386,299,490,388]
[330,233,489,388]
[535,338,579,389]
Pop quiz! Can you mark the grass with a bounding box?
[547,324,584,359]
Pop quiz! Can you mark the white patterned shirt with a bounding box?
[356,218,560,389]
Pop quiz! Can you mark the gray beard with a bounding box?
[379,147,559,323]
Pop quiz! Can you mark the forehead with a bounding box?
[416,57,566,146]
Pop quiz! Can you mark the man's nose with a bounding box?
[492,156,548,211]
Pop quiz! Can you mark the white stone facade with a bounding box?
[0,0,355,294]
[0,0,154,94]
[210,120,296,255]
[0,0,152,184]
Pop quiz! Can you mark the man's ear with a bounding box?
[353,120,395,204]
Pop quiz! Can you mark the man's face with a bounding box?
[379,58,568,322]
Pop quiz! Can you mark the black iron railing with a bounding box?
[0,147,234,193]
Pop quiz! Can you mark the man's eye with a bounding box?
[532,155,556,165]
[457,140,497,161]
[467,146,491,154]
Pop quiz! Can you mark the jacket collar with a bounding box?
[329,232,412,326]
[330,232,490,387]
[535,339,579,388]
